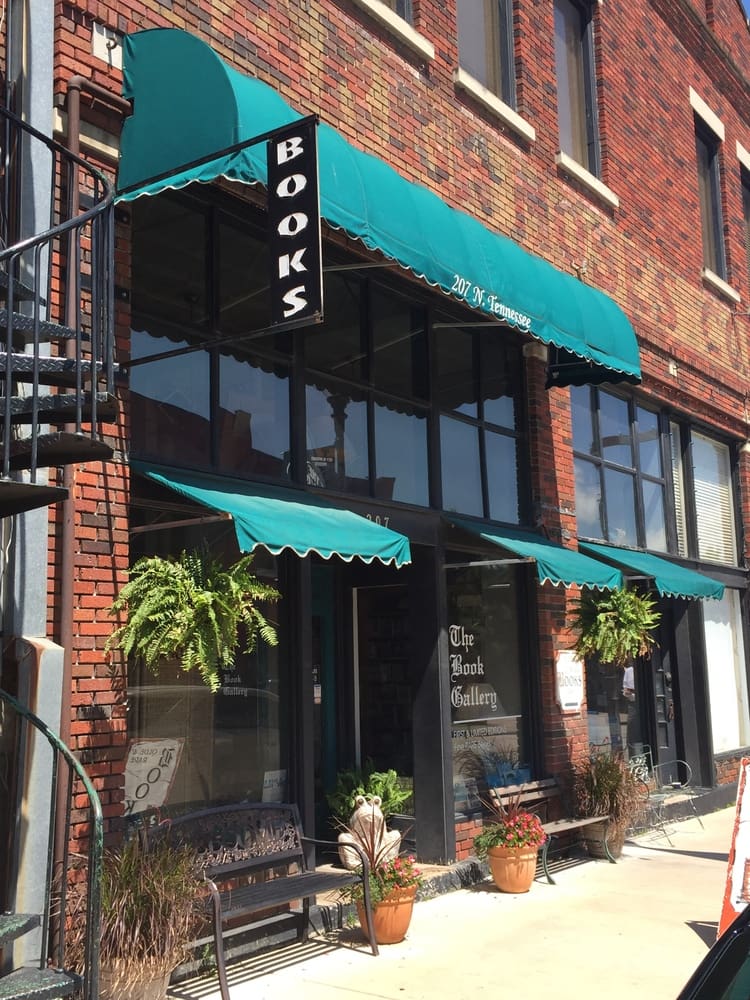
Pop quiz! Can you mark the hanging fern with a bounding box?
[106,549,280,692]
[570,587,661,667]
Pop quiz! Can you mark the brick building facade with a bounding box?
[4,0,750,870]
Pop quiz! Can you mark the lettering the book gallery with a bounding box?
[449,623,498,715]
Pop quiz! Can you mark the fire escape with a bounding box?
[0,46,116,1000]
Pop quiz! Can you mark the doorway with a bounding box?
[353,584,414,794]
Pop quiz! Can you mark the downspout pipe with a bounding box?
[58,73,128,836]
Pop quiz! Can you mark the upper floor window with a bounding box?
[572,387,668,551]
[388,0,412,20]
[695,122,726,280]
[554,0,599,175]
[457,0,515,108]
[671,427,737,565]
[742,170,750,290]
[436,319,524,523]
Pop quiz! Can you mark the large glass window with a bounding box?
[125,521,286,813]
[572,387,667,550]
[447,561,528,816]
[436,321,523,522]
[374,401,429,505]
[691,432,737,564]
[131,193,291,479]
[457,0,515,107]
[554,0,599,175]
[705,590,750,753]
[696,123,726,279]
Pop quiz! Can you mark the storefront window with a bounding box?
[446,562,527,817]
[440,416,482,516]
[305,383,369,492]
[371,285,428,401]
[572,387,669,552]
[218,353,290,479]
[705,590,750,753]
[130,328,211,467]
[125,528,286,814]
[374,402,429,505]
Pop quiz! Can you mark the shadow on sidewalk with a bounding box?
[167,938,343,999]
[686,919,720,949]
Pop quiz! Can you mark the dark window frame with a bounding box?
[741,168,750,291]
[572,387,674,551]
[554,0,601,176]
[457,0,517,109]
[695,119,726,279]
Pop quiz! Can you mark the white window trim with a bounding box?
[737,140,750,173]
[554,151,619,209]
[349,0,434,62]
[453,68,536,144]
[689,87,725,141]
[53,109,119,162]
[702,266,741,303]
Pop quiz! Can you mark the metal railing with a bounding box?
[0,102,115,481]
[0,687,103,999]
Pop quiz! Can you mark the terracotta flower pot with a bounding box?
[487,844,539,893]
[99,968,170,1000]
[357,884,417,944]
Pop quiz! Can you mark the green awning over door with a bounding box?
[447,519,623,590]
[135,462,412,568]
[116,28,642,389]
[579,542,724,600]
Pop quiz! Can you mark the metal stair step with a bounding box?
[0,391,118,424]
[5,431,113,470]
[0,480,68,516]
[0,912,40,945]
[0,967,79,999]
[0,353,107,386]
[0,271,41,304]
[0,310,79,345]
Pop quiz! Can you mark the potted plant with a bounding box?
[572,749,646,858]
[570,586,661,667]
[64,832,206,1000]
[106,547,280,692]
[338,798,423,945]
[327,764,413,828]
[473,792,547,893]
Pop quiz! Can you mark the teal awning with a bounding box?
[447,519,623,590]
[579,542,724,600]
[116,28,641,389]
[135,462,411,568]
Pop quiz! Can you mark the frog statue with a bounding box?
[337,794,402,871]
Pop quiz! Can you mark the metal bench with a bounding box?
[488,777,615,883]
[144,802,379,1000]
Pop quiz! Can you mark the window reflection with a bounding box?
[305,383,369,493]
[643,480,667,552]
[375,401,429,505]
[126,533,286,811]
[603,468,638,546]
[599,393,632,468]
[487,432,519,523]
[434,326,477,417]
[371,285,428,400]
[306,271,365,381]
[218,354,290,480]
[130,328,211,466]
[637,407,662,478]
[441,416,482,516]
[575,457,603,539]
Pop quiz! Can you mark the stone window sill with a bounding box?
[453,68,536,145]
[349,0,434,62]
[555,151,619,210]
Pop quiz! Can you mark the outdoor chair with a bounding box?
[627,744,704,845]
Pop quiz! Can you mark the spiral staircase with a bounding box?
[0,70,115,1000]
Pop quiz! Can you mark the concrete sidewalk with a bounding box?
[169,807,736,1000]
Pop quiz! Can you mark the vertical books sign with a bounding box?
[267,117,323,327]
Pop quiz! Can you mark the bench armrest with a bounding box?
[300,835,371,877]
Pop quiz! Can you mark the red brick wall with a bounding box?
[47,0,750,831]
